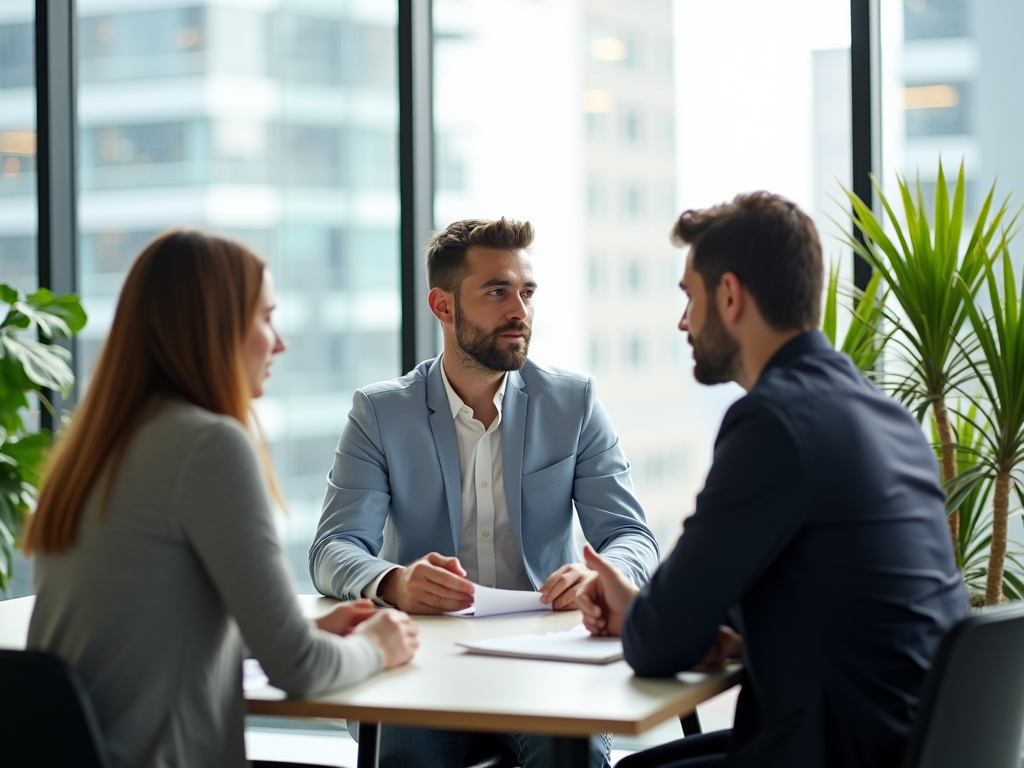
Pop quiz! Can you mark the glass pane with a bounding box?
[0,0,37,599]
[0,1,37,296]
[76,0,400,590]
[434,0,851,552]
[880,0,1024,561]
[881,0,1023,222]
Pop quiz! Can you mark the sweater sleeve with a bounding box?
[176,419,381,695]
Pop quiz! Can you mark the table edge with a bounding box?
[246,667,742,737]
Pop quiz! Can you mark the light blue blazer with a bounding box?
[309,357,660,601]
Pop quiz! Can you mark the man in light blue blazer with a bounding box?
[309,217,658,768]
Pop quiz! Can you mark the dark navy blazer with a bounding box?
[623,331,969,768]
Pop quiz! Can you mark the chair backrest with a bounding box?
[902,603,1024,768]
[0,649,112,768]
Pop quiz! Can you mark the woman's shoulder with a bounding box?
[134,399,255,466]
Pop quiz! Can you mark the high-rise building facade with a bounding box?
[898,0,1024,215]
[580,0,689,549]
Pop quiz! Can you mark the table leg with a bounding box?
[681,710,703,736]
[357,722,380,768]
[551,735,593,768]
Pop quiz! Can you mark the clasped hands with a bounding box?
[314,599,420,670]
[378,551,599,614]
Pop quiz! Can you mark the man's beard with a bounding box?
[454,297,531,372]
[690,299,740,385]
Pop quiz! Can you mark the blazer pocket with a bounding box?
[521,454,576,492]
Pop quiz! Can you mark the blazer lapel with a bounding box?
[502,369,528,571]
[426,358,463,551]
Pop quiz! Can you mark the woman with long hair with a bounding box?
[23,229,418,768]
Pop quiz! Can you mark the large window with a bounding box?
[75,0,400,589]
[435,0,851,551]
[15,0,970,595]
[878,0,1024,550]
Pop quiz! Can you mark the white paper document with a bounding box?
[457,624,623,664]
[444,584,552,618]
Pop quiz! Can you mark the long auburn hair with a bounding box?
[23,229,284,555]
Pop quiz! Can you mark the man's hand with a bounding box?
[693,626,743,671]
[353,609,420,670]
[315,598,378,636]
[379,553,475,614]
[540,563,597,610]
[576,544,639,637]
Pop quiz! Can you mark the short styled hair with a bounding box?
[672,192,823,331]
[425,218,535,292]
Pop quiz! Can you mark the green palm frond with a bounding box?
[841,160,1016,413]
[822,262,890,373]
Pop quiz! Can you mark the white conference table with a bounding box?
[0,595,741,768]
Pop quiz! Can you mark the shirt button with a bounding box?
[481,480,488,488]
[461,406,470,413]
[482,529,490,538]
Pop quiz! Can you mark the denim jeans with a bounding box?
[348,721,613,768]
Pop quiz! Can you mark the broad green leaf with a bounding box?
[25,289,88,336]
[0,336,74,393]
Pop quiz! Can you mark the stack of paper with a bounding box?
[444,584,552,618]
[457,624,623,664]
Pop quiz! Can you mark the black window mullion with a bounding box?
[35,0,79,429]
[398,0,436,374]
[850,0,879,292]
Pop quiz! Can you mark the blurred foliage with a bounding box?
[0,284,86,593]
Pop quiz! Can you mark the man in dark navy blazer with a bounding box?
[578,192,969,768]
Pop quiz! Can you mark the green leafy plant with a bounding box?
[0,284,86,592]
[842,161,1013,546]
[956,235,1024,604]
[822,261,890,373]
[937,404,1024,603]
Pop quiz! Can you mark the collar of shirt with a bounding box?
[760,329,832,377]
[438,354,508,423]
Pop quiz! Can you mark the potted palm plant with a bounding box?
[842,162,1012,548]
[956,235,1024,604]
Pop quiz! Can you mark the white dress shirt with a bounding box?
[363,356,533,602]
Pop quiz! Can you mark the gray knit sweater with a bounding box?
[28,400,381,768]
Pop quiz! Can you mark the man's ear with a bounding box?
[428,287,455,325]
[717,272,745,326]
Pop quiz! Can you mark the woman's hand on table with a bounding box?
[315,599,379,636]
[354,609,421,669]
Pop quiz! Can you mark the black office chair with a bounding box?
[901,602,1024,768]
[0,648,112,768]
